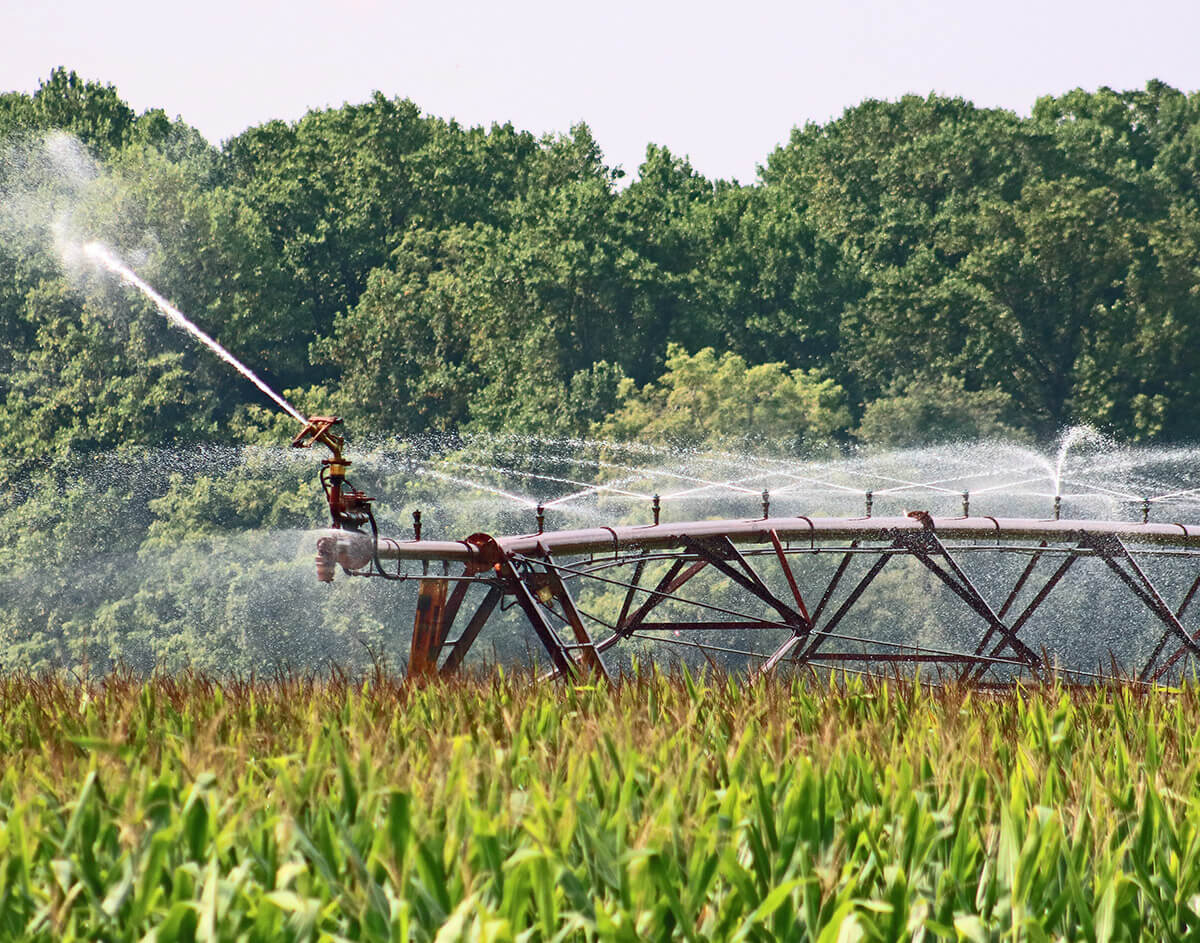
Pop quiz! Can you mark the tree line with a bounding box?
[4,69,1200,475]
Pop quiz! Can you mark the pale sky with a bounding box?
[4,0,1200,183]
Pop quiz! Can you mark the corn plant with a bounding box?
[0,669,1199,940]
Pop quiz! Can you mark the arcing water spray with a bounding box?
[83,242,305,423]
[83,242,385,583]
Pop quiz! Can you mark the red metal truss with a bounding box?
[323,514,1200,685]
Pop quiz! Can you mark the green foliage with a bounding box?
[0,278,215,482]
[12,71,1200,674]
[1,68,141,155]
[598,343,850,450]
[855,378,1022,448]
[0,674,1198,939]
[326,132,694,437]
[10,70,1200,452]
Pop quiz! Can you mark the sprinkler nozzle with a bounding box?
[291,415,345,463]
[1053,495,1062,520]
[315,536,337,583]
[1142,498,1151,524]
[536,503,545,534]
[761,490,770,520]
[652,494,661,526]
[413,509,422,541]
[865,491,873,518]
[962,491,970,517]
[293,416,374,531]
[312,532,373,583]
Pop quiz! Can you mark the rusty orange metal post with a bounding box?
[409,579,449,678]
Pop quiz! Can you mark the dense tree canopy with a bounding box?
[6,68,1200,670]
[6,70,1200,468]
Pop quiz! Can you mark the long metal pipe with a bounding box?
[326,515,1200,571]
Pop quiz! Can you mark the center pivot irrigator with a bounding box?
[80,242,1200,686]
[290,416,1200,686]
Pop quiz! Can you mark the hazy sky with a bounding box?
[5,0,1200,182]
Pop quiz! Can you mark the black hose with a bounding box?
[367,504,405,579]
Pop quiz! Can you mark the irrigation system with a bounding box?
[77,239,1200,686]
[293,417,1200,686]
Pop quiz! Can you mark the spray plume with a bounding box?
[83,241,305,423]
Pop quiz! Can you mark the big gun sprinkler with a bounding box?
[290,416,378,582]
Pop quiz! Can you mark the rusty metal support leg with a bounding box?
[409,576,472,678]
[502,558,578,680]
[542,554,613,685]
[439,586,503,676]
[409,579,449,678]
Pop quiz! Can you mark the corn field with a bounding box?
[2,670,1200,941]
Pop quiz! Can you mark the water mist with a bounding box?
[83,242,305,423]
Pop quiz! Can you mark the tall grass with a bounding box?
[1,669,1199,940]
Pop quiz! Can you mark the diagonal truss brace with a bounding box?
[684,537,810,631]
[1059,534,1200,682]
[901,532,1041,672]
[404,528,1200,686]
[537,553,613,684]
[777,530,1043,679]
[1140,572,1200,682]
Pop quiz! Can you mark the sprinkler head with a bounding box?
[291,415,345,463]
[315,536,338,583]
[1053,495,1062,520]
[652,494,661,526]
[761,490,770,520]
[864,491,873,518]
[313,532,373,582]
[292,416,374,530]
[962,491,970,517]
[536,503,545,534]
